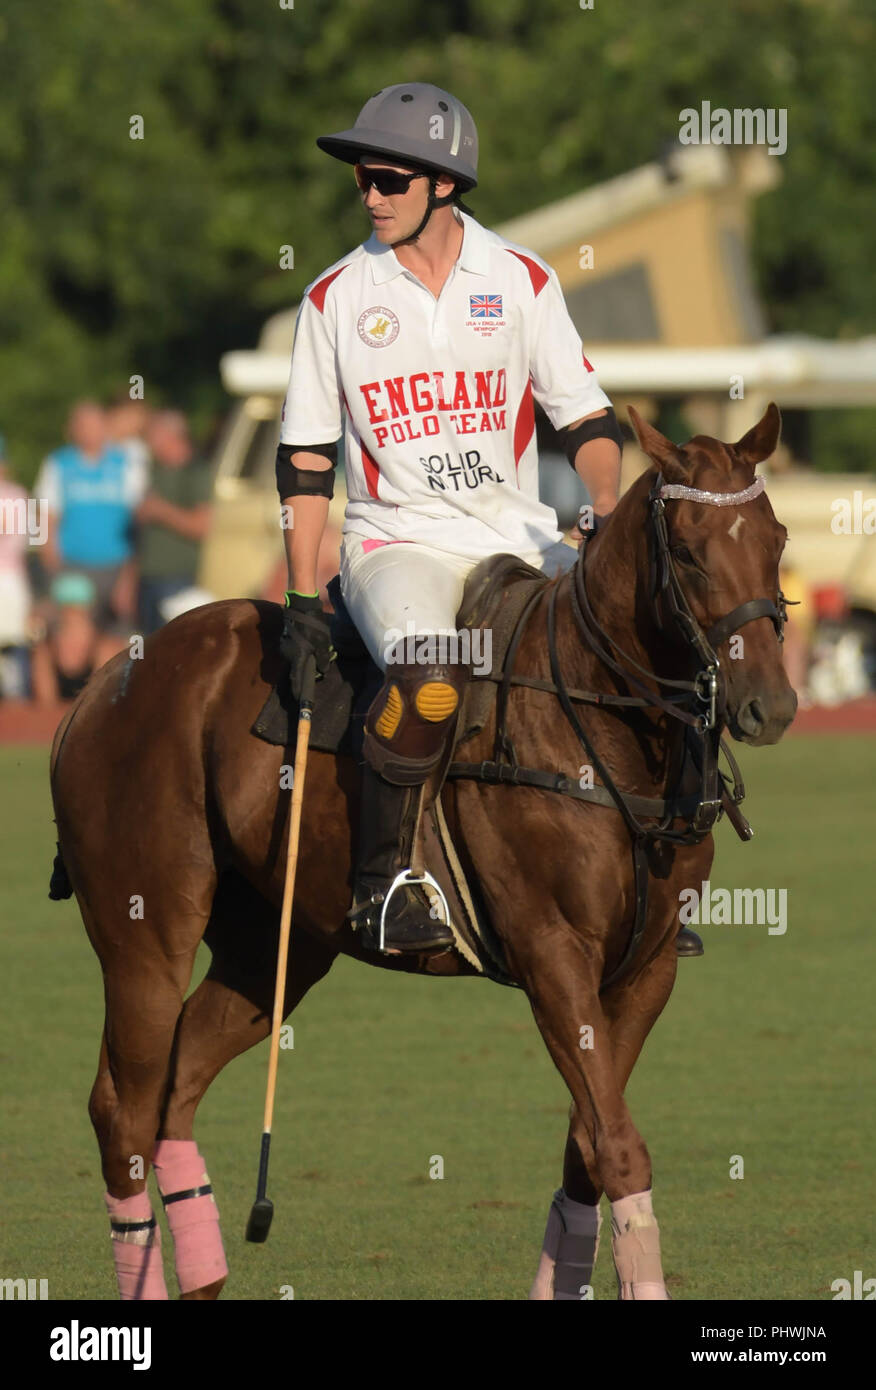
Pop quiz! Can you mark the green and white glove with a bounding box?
[279,590,334,699]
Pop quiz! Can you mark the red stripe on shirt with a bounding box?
[506,249,549,297]
[582,349,594,372]
[308,265,348,314]
[513,378,535,471]
[361,442,380,499]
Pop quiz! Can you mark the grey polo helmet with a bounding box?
[317,83,478,191]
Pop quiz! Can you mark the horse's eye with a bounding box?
[672,546,697,567]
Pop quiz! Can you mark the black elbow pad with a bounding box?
[559,407,623,468]
[276,443,337,500]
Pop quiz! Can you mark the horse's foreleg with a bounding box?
[599,938,679,1300]
[529,1177,603,1302]
[603,939,678,1093]
[521,926,669,1300]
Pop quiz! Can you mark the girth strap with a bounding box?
[601,838,651,991]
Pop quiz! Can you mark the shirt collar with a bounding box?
[365,211,489,284]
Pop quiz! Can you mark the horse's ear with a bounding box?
[627,406,687,481]
[734,403,782,468]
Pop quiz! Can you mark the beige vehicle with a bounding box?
[760,469,876,703]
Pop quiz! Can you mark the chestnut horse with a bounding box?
[49,406,796,1300]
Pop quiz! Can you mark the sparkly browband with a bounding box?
[658,476,766,506]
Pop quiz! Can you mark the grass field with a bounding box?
[1,735,873,1301]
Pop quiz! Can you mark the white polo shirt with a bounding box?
[280,211,611,560]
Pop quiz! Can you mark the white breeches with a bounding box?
[339,533,577,673]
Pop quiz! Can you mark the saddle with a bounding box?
[251,556,549,988]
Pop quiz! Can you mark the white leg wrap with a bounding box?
[610,1190,669,1300]
[529,1188,602,1300]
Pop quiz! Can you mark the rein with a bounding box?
[447,469,790,988]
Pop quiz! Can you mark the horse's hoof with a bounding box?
[676,927,704,957]
[180,1278,226,1300]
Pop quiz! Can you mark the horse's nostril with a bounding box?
[748,698,765,728]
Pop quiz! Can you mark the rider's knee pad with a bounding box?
[364,658,468,784]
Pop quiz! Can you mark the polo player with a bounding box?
[276,83,700,960]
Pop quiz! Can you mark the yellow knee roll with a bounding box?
[375,684,403,739]
[415,681,459,722]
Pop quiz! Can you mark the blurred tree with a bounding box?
[0,0,873,482]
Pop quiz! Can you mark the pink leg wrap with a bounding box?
[152,1140,228,1295]
[529,1189,602,1300]
[104,1190,169,1301]
[610,1190,669,1300]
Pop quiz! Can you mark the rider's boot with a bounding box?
[348,654,468,955]
[348,770,451,953]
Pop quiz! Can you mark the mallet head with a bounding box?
[245,1197,274,1244]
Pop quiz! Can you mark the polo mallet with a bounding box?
[246,653,317,1243]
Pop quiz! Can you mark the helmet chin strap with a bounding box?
[390,175,459,246]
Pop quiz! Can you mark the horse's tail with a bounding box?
[48,841,73,900]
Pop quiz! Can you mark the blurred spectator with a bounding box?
[0,436,33,697]
[779,563,813,702]
[32,400,146,669]
[30,572,100,704]
[107,395,152,473]
[135,411,213,634]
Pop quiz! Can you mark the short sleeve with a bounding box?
[33,456,61,512]
[528,267,611,431]
[279,289,343,447]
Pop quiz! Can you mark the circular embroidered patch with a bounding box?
[357,306,400,348]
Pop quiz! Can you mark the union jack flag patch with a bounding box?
[469,294,503,318]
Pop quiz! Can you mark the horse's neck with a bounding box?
[519,508,687,797]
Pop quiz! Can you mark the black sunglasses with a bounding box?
[354,164,430,197]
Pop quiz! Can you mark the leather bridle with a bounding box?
[570,473,788,739]
[646,472,790,732]
[447,467,793,989]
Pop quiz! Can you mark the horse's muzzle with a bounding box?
[728,686,798,745]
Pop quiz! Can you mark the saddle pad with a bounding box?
[251,653,379,756]
[251,576,380,755]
